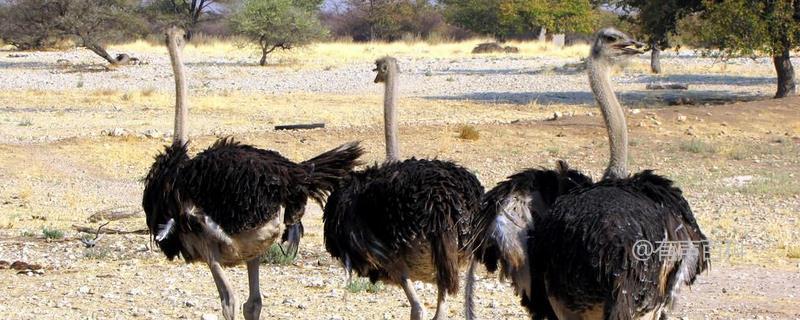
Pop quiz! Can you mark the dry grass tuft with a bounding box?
[94,88,119,96]
[458,125,480,141]
[140,87,157,97]
[787,246,800,259]
[680,139,717,154]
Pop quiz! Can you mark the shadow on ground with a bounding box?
[426,90,767,107]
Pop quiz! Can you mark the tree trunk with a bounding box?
[650,43,662,74]
[259,47,268,66]
[773,46,796,98]
[85,43,117,65]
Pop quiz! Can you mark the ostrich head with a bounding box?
[590,27,645,64]
[373,56,399,83]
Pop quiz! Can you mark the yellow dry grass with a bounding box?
[111,39,590,67]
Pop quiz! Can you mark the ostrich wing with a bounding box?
[182,138,307,235]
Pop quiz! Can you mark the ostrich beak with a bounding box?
[616,40,646,55]
[373,69,385,83]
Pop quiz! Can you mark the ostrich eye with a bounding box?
[604,35,616,42]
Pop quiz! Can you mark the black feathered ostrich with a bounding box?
[142,27,363,320]
[322,57,484,320]
[531,28,708,320]
[464,161,593,320]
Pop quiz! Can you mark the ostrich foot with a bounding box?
[243,299,262,320]
[432,289,448,320]
[410,304,426,320]
[243,258,262,320]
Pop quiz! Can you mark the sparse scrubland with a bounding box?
[0,40,798,319]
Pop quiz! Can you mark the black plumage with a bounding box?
[143,139,364,264]
[465,162,592,320]
[144,27,366,320]
[323,158,484,294]
[519,28,709,320]
[531,171,707,319]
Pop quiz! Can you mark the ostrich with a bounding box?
[531,28,708,320]
[142,27,363,320]
[322,57,484,320]
[464,161,592,320]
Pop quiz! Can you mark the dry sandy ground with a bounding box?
[0,51,799,319]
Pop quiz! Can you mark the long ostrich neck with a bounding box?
[588,57,628,179]
[166,31,188,146]
[384,68,400,161]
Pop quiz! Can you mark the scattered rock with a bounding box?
[184,300,197,308]
[472,43,519,54]
[722,175,753,188]
[200,314,218,320]
[677,115,687,122]
[102,128,128,137]
[143,129,161,139]
[630,109,641,115]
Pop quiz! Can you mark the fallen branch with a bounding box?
[72,224,148,235]
[274,123,325,131]
[646,83,689,90]
[88,206,142,222]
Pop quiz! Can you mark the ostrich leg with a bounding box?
[243,258,262,320]
[209,249,236,320]
[433,289,449,320]
[400,277,426,320]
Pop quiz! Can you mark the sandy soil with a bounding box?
[0,51,799,319]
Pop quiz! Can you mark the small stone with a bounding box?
[102,128,127,137]
[185,300,197,307]
[551,111,563,120]
[630,108,641,115]
[143,129,161,138]
[78,286,91,294]
[677,115,687,122]
[200,314,218,320]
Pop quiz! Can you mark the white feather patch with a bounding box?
[155,218,175,242]
[203,216,233,245]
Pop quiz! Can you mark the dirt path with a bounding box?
[0,97,798,319]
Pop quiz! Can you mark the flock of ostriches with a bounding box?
[142,27,708,320]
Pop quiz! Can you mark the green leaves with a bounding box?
[699,0,799,57]
[442,0,595,39]
[230,0,327,65]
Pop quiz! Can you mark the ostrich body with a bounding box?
[532,28,708,320]
[464,162,592,320]
[142,27,363,320]
[323,57,484,320]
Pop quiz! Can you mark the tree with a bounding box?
[230,0,327,66]
[442,0,595,40]
[324,0,452,41]
[605,0,702,73]
[699,0,799,98]
[0,0,64,50]
[0,0,145,64]
[145,0,234,40]
[57,0,147,64]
